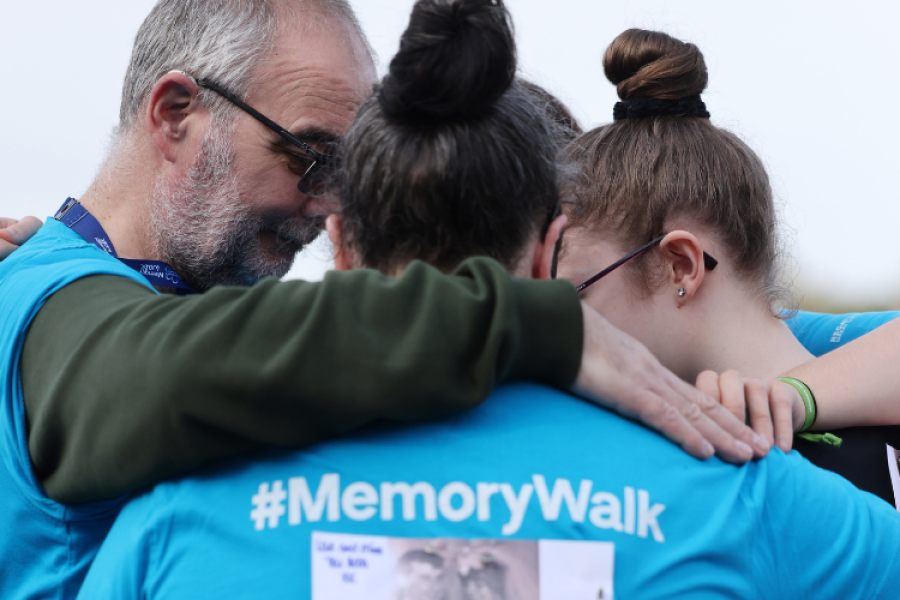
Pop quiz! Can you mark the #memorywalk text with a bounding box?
[251,474,666,542]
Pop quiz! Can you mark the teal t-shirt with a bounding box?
[788,310,899,356]
[0,219,153,600]
[78,383,900,599]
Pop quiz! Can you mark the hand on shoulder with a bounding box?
[0,217,42,260]
[0,217,43,260]
[696,370,804,453]
[573,303,772,464]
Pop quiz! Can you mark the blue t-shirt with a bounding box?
[788,310,900,356]
[78,383,900,599]
[0,219,153,600]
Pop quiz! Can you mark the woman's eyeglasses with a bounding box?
[554,232,718,293]
[189,76,340,198]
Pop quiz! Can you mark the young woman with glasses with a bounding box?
[554,28,900,505]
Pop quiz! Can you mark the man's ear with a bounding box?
[326,214,357,271]
[533,213,567,280]
[144,72,207,164]
[659,230,706,304]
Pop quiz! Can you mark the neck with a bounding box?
[78,134,159,261]
[673,282,813,381]
[699,306,812,380]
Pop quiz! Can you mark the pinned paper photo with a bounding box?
[311,532,614,599]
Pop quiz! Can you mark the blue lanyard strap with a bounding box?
[55,198,196,295]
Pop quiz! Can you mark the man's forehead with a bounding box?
[246,10,375,139]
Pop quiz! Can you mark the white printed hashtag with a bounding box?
[250,481,287,531]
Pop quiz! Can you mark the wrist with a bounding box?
[778,377,817,432]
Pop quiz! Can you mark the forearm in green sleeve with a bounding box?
[23,257,583,503]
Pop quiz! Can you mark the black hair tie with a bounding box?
[613,94,710,121]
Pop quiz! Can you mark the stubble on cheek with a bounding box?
[148,122,330,290]
[245,212,326,280]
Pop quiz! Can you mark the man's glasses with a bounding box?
[554,233,718,293]
[190,76,340,198]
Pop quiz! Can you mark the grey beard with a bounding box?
[148,129,324,292]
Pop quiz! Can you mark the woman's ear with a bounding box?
[145,72,207,164]
[326,214,357,271]
[659,230,706,305]
[533,213,568,280]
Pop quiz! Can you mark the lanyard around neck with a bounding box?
[54,198,196,295]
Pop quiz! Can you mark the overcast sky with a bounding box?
[2,1,898,304]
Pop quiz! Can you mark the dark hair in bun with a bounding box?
[339,0,563,274]
[564,29,791,313]
[378,0,516,122]
[604,28,708,100]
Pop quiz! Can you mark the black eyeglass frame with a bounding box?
[188,75,341,197]
[556,233,718,293]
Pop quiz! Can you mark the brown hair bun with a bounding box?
[603,29,708,100]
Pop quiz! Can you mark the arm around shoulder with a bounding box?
[23,258,585,503]
[785,318,900,429]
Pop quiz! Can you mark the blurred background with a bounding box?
[2,1,897,312]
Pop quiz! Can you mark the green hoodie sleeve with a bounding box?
[22,257,582,504]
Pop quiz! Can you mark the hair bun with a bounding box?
[379,0,516,123]
[603,29,708,101]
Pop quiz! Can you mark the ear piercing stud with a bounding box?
[677,288,686,297]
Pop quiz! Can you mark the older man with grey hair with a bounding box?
[0,1,765,598]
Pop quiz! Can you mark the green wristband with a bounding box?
[778,377,817,433]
